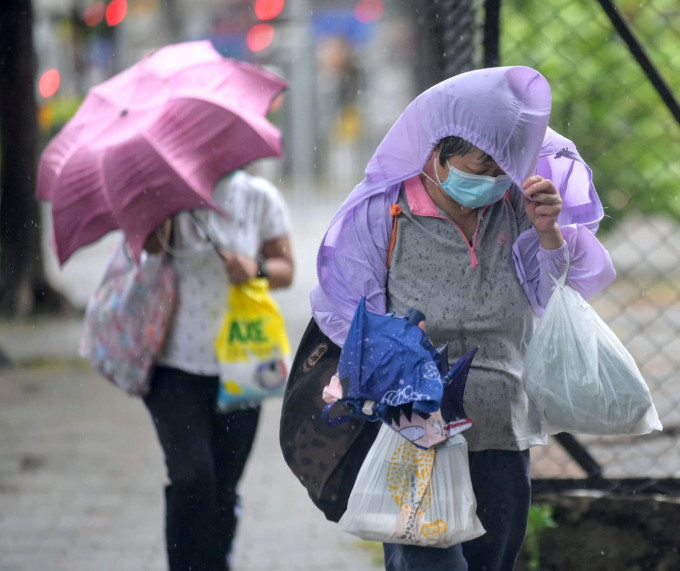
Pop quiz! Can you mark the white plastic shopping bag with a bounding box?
[523,269,662,436]
[340,424,485,547]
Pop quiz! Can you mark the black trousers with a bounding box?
[144,366,261,571]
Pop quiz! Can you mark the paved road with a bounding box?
[2,201,676,570]
[0,201,381,571]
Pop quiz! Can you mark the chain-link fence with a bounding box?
[309,0,680,493]
[284,0,680,492]
[476,0,680,492]
[339,0,680,491]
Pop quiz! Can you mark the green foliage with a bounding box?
[502,0,680,230]
[356,540,385,568]
[524,503,558,571]
[38,95,84,144]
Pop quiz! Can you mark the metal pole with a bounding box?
[596,0,680,126]
[554,433,603,479]
[288,0,317,200]
[439,0,476,79]
[483,0,501,67]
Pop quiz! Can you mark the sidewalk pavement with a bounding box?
[0,202,383,571]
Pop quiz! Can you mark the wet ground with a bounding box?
[2,202,677,570]
[0,202,381,571]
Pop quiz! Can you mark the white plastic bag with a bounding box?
[339,424,485,548]
[523,269,662,436]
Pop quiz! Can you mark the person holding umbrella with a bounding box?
[309,66,616,570]
[37,41,294,570]
[134,68,294,570]
[142,166,294,570]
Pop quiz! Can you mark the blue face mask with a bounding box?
[434,159,511,208]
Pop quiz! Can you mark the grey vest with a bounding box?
[386,190,545,451]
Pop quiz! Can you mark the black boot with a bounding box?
[164,482,223,570]
[216,492,242,570]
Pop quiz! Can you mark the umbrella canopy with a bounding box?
[37,40,288,264]
[326,298,478,448]
[337,297,445,417]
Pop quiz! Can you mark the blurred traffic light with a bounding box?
[254,0,285,21]
[105,0,128,27]
[247,23,275,52]
[83,2,106,27]
[39,69,61,98]
[74,0,126,36]
[355,0,384,23]
[248,0,286,53]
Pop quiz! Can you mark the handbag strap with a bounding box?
[189,212,226,261]
[143,219,174,261]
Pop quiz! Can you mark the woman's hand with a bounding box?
[522,175,564,250]
[220,235,294,289]
[220,251,258,285]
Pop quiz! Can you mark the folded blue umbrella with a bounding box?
[439,346,478,427]
[380,346,479,449]
[332,297,451,422]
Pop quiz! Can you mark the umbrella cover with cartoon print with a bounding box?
[322,296,478,449]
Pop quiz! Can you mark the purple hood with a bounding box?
[333,66,551,218]
[312,66,609,345]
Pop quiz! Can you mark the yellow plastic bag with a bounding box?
[215,278,291,409]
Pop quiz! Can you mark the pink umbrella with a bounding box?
[37,40,288,265]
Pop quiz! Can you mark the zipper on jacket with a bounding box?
[448,204,490,269]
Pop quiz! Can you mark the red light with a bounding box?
[247,23,275,52]
[254,0,285,21]
[106,0,127,26]
[39,69,61,98]
[84,2,106,27]
[355,0,384,23]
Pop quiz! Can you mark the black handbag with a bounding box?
[279,317,380,522]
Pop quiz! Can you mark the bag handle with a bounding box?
[550,245,571,289]
[151,212,227,260]
[189,212,226,260]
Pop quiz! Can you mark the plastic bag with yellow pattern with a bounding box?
[339,424,485,547]
[215,278,291,410]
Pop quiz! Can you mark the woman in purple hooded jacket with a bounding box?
[310,66,616,570]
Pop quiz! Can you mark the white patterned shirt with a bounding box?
[156,170,291,376]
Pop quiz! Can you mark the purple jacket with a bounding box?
[311,66,615,346]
